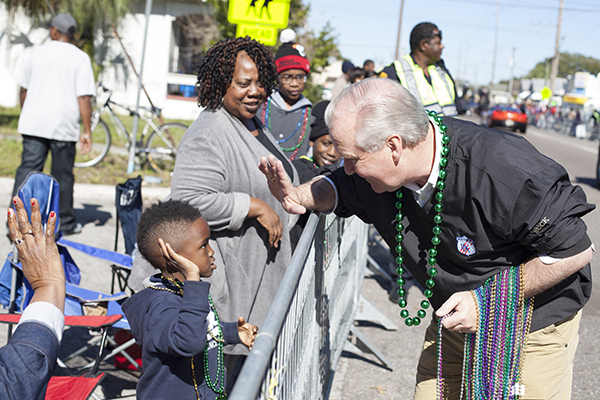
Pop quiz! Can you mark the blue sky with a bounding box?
[305,0,600,86]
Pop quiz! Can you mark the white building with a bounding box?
[564,72,600,115]
[1,0,212,121]
[311,59,343,101]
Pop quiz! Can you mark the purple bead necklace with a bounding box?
[437,266,534,400]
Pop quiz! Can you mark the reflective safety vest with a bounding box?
[394,55,457,117]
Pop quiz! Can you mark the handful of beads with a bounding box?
[437,265,534,400]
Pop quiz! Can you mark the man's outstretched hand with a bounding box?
[259,155,306,215]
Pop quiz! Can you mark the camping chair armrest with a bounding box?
[57,238,133,269]
[0,313,123,329]
[0,314,22,325]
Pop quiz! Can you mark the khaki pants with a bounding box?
[413,311,581,400]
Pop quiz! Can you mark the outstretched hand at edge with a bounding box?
[8,197,65,312]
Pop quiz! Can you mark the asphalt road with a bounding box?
[0,116,598,399]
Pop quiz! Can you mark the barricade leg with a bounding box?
[346,325,394,371]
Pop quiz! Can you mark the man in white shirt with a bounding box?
[13,13,96,235]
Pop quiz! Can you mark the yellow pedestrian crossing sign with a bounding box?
[236,24,278,46]
[228,0,291,28]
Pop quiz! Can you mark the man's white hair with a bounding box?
[324,78,430,153]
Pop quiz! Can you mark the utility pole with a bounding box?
[394,0,405,60]
[457,42,463,81]
[508,47,516,98]
[550,0,564,96]
[490,0,499,90]
[128,0,153,174]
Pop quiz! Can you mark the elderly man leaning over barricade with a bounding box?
[259,78,593,400]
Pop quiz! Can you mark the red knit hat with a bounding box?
[275,29,310,75]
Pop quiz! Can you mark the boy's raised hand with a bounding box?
[157,238,200,281]
[237,317,258,349]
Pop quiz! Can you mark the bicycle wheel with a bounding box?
[74,119,111,168]
[145,122,188,172]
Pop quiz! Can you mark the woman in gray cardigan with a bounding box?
[170,38,298,371]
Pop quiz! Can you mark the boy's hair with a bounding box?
[136,200,203,271]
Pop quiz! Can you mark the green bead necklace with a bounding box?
[202,295,226,398]
[395,110,450,327]
[150,277,226,399]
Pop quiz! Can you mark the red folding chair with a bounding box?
[0,313,120,400]
[45,373,105,400]
[0,313,123,376]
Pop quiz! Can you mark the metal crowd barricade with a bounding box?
[229,212,369,400]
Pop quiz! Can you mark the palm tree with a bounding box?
[2,0,130,53]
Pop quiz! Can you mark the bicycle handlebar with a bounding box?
[96,82,162,117]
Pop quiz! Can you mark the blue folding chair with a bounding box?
[0,172,141,374]
[0,171,79,314]
[111,176,142,294]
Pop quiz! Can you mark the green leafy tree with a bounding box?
[205,0,236,42]
[2,0,130,77]
[203,0,340,103]
[526,52,600,78]
[288,1,339,103]
[2,0,129,47]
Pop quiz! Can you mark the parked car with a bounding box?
[488,105,528,133]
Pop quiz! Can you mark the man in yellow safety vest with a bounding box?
[380,22,458,117]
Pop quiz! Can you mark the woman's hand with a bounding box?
[248,197,283,248]
[7,197,65,312]
[237,317,258,349]
[157,238,200,281]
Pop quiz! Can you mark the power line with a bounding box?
[443,0,600,12]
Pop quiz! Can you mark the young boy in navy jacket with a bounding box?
[122,200,257,399]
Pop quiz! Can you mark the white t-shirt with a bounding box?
[17,41,96,142]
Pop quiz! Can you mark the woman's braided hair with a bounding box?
[196,36,278,110]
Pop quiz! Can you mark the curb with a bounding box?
[0,177,170,202]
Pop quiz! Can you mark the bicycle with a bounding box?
[75,84,189,172]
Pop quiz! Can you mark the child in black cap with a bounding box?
[289,101,342,248]
[292,100,342,183]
